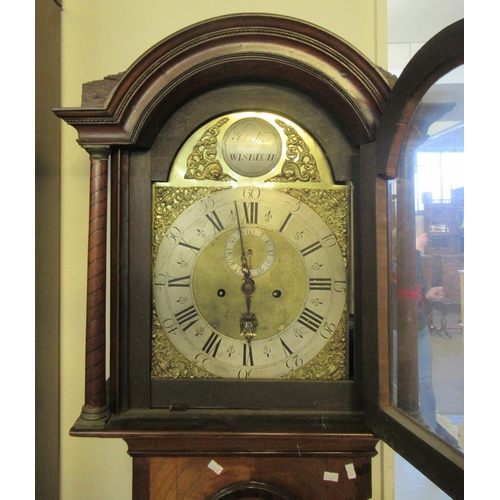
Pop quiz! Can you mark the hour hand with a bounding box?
[240,276,257,340]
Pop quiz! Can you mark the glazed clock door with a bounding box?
[361,19,464,499]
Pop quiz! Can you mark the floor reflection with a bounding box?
[394,307,463,499]
[429,309,464,450]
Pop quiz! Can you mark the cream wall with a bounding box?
[60,2,388,499]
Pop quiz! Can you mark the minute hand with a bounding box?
[235,202,250,278]
[234,202,258,340]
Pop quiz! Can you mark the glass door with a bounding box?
[363,19,464,499]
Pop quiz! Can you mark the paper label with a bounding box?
[208,460,223,475]
[345,463,356,479]
[323,471,339,482]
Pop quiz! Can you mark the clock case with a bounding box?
[54,14,464,499]
[56,14,393,420]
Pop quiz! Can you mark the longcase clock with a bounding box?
[55,14,464,499]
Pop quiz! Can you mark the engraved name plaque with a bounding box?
[222,117,282,177]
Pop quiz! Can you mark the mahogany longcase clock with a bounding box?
[55,14,464,499]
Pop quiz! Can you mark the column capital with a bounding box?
[84,145,112,160]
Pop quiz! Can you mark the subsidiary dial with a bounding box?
[224,227,276,277]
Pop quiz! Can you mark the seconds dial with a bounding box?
[224,226,276,278]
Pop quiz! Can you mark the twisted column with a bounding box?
[80,146,111,424]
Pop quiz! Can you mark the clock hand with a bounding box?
[234,202,250,278]
[240,263,258,341]
[234,202,258,341]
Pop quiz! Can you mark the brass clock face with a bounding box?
[151,111,350,381]
[153,187,347,379]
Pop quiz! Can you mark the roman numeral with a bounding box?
[301,241,322,257]
[243,342,254,366]
[175,305,199,331]
[153,273,166,288]
[168,275,191,287]
[309,277,332,291]
[280,337,293,356]
[279,212,292,232]
[243,202,258,224]
[297,308,324,333]
[202,332,222,357]
[206,211,224,232]
[179,241,200,253]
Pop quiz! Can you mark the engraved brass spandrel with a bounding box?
[152,185,226,261]
[151,304,217,379]
[265,120,320,183]
[280,304,348,380]
[280,187,350,266]
[185,117,236,181]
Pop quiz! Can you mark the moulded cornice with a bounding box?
[54,13,394,148]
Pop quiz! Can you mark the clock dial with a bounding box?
[153,187,347,379]
[224,226,276,278]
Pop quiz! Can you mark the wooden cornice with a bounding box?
[54,13,393,148]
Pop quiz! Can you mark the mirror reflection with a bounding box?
[390,66,464,452]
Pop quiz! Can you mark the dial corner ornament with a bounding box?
[152,185,350,380]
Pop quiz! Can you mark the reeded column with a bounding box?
[80,146,111,424]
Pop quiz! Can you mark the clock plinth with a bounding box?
[70,410,378,500]
[136,455,375,500]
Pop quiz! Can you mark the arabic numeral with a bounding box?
[286,355,304,370]
[320,322,338,340]
[162,318,177,335]
[322,234,338,247]
[166,226,182,244]
[242,187,261,199]
[238,368,254,379]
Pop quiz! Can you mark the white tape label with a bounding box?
[323,471,339,482]
[345,463,356,479]
[208,460,223,475]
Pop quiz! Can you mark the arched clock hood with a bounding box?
[54,13,394,148]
